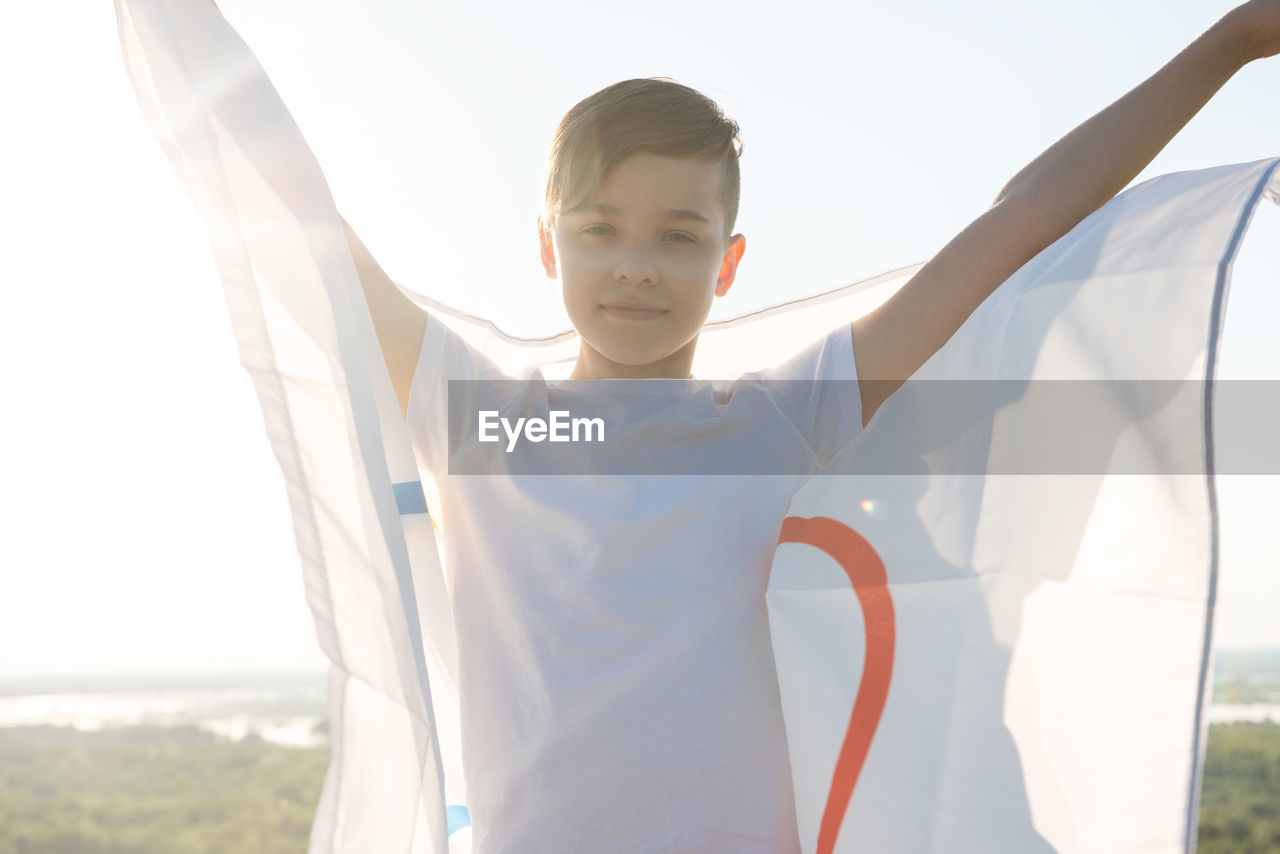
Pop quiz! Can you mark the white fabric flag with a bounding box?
[114,1,1278,851]
[115,1,458,850]
[767,156,1280,854]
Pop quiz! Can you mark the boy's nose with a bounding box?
[613,252,658,286]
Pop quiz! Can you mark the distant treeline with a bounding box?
[0,722,1276,853]
[0,726,325,854]
[1199,723,1280,854]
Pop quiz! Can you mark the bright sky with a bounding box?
[2,0,1278,677]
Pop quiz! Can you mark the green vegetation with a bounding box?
[0,721,1276,852]
[0,726,327,854]
[1199,723,1280,854]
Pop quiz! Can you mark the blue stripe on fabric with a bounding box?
[392,480,429,516]
[446,804,471,836]
[1183,156,1280,854]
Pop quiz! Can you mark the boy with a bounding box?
[333,5,1278,852]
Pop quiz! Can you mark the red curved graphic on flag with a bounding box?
[778,515,895,854]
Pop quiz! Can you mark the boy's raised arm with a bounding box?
[340,215,428,420]
[199,0,424,418]
[850,1,1279,427]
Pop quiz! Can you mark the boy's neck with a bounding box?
[569,338,698,380]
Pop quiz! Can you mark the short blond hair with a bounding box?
[542,78,743,244]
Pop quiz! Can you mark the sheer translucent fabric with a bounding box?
[114,1,1278,851]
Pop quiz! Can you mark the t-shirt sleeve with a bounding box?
[751,322,864,469]
[405,311,513,476]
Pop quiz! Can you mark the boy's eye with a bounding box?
[579,225,696,244]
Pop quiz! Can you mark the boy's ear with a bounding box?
[538,216,558,279]
[715,234,746,298]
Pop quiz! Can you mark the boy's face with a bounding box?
[539,152,746,379]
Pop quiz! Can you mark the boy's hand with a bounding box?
[1226,0,1280,60]
[850,5,1272,427]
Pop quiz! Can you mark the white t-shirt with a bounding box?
[407,313,863,853]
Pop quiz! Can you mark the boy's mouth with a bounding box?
[601,301,666,321]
